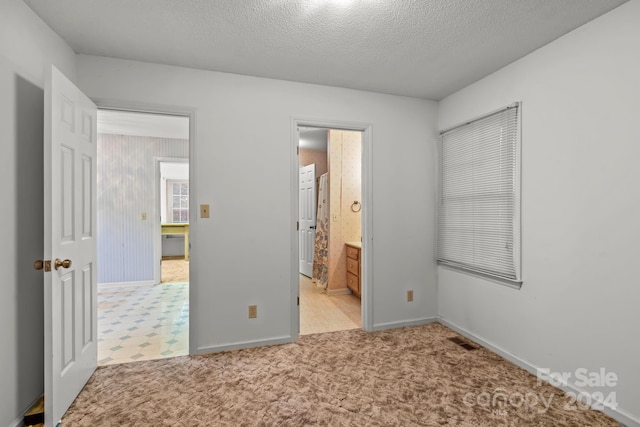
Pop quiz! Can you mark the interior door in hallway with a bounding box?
[43,65,98,426]
[299,164,316,277]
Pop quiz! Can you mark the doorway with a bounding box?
[157,159,190,284]
[95,109,190,365]
[297,126,364,335]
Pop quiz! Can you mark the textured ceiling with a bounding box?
[24,0,628,100]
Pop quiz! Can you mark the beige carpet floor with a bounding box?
[63,323,616,426]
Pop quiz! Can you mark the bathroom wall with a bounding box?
[327,130,362,292]
[299,148,328,179]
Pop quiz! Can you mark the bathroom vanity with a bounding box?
[345,242,361,298]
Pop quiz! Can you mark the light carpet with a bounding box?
[63,323,616,426]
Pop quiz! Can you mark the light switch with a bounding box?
[200,204,210,218]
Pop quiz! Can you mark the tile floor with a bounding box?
[97,282,189,366]
[97,274,360,365]
[299,274,361,335]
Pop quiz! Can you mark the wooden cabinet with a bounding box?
[346,243,361,298]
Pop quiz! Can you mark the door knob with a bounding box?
[34,260,52,272]
[54,258,72,270]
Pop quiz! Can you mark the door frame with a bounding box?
[154,157,189,284]
[93,99,198,355]
[291,117,373,334]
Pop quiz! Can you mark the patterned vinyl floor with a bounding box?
[97,282,189,366]
[299,275,361,335]
[97,275,360,365]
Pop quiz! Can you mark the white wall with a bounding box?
[0,0,77,425]
[76,55,439,351]
[437,1,640,424]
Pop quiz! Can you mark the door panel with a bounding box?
[82,155,93,237]
[299,164,316,277]
[44,65,97,426]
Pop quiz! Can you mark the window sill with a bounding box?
[437,262,522,290]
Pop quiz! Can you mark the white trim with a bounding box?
[437,263,522,289]
[11,393,46,427]
[290,125,301,336]
[513,101,523,283]
[93,99,198,356]
[438,317,639,427]
[196,335,294,354]
[9,395,42,427]
[372,317,438,331]
[97,280,156,288]
[291,116,374,335]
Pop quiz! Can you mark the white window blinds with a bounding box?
[437,103,521,282]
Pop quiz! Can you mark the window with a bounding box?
[168,180,189,223]
[437,103,521,284]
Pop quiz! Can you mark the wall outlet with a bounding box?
[407,290,414,302]
[200,204,210,218]
[248,305,257,318]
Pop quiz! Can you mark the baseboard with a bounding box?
[196,335,294,354]
[438,317,640,427]
[326,288,352,296]
[10,393,44,427]
[372,316,438,331]
[9,416,23,427]
[98,280,156,288]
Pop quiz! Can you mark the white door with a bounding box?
[299,164,316,277]
[43,66,97,426]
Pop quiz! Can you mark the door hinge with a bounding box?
[297,146,299,155]
[297,296,300,306]
[296,221,299,231]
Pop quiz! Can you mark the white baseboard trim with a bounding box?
[372,316,438,331]
[10,393,44,427]
[438,317,639,427]
[196,335,294,354]
[98,280,156,288]
[326,288,352,296]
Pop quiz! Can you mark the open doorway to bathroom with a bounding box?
[96,109,190,365]
[298,127,362,335]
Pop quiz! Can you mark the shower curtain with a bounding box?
[312,173,329,289]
